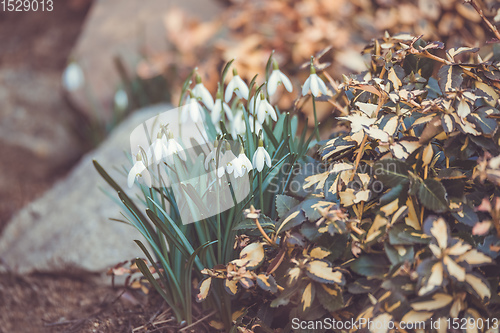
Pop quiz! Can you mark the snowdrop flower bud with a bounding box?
[252,139,272,172]
[225,68,249,102]
[302,59,328,97]
[192,72,214,110]
[127,150,152,188]
[267,60,293,96]
[62,62,84,91]
[114,89,128,111]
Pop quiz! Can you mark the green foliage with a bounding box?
[207,33,500,331]
[94,53,317,330]
[97,28,500,332]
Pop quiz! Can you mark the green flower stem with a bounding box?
[259,171,264,212]
[216,180,222,262]
[312,95,320,141]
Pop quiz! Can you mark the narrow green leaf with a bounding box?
[93,160,123,193]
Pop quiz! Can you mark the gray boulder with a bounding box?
[0,104,175,274]
[68,0,222,122]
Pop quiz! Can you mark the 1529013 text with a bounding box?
[1,0,53,12]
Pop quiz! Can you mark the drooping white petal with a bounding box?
[173,140,186,161]
[224,150,244,178]
[264,100,277,122]
[204,150,215,169]
[141,169,152,187]
[279,71,293,92]
[223,151,238,174]
[256,98,277,124]
[263,149,272,168]
[217,164,226,178]
[252,147,271,172]
[211,101,223,124]
[181,99,191,123]
[234,76,249,100]
[149,138,166,165]
[193,83,214,109]
[127,164,138,188]
[164,138,187,164]
[302,76,311,96]
[225,75,249,102]
[310,74,319,97]
[253,148,265,172]
[212,99,233,124]
[225,80,235,103]
[302,73,328,97]
[232,109,246,137]
[223,102,233,121]
[267,70,280,96]
[127,161,148,188]
[268,69,293,96]
[189,99,203,123]
[256,102,266,124]
[237,153,253,175]
[317,77,328,95]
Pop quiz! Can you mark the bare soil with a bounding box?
[0,2,177,332]
[0,273,168,333]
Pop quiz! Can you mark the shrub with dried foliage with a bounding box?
[195,30,500,333]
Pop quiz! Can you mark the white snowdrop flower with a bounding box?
[204,141,225,178]
[254,93,277,124]
[204,140,219,169]
[211,88,233,124]
[62,62,84,91]
[252,139,272,172]
[163,131,186,165]
[225,68,249,102]
[148,131,168,165]
[192,73,214,110]
[302,62,328,97]
[236,146,253,176]
[232,107,247,138]
[114,89,128,111]
[222,146,243,178]
[127,150,152,188]
[232,105,262,137]
[267,60,293,96]
[181,94,204,123]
